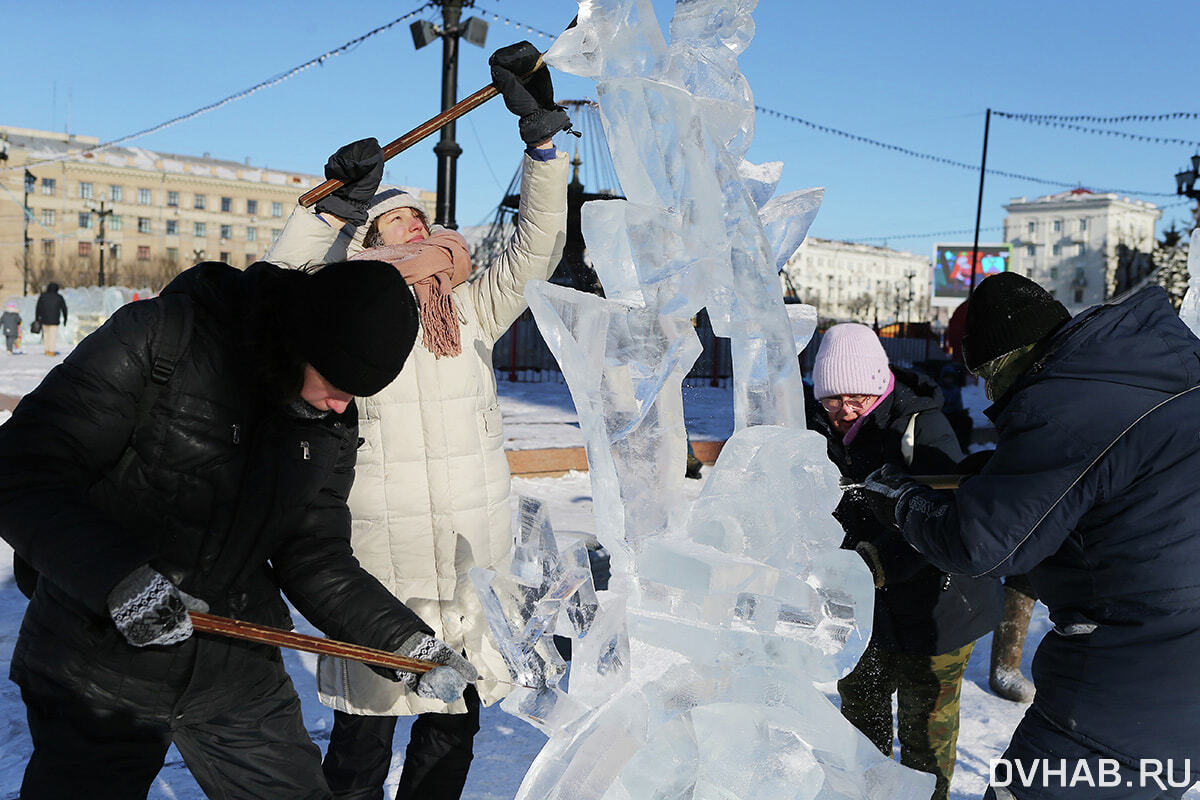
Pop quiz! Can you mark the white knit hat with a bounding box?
[812,323,890,399]
[347,186,429,255]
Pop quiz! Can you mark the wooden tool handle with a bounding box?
[190,611,435,674]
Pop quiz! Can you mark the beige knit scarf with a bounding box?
[350,229,472,358]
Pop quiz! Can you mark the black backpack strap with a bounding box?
[134,293,194,424]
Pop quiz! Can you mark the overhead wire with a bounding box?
[754,105,1178,198]
[3,3,435,173]
[993,111,1200,149]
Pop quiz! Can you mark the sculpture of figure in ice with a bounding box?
[471,1,939,797]
[1178,228,1200,336]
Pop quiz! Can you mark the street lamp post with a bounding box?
[411,1,488,229]
[1174,154,1200,229]
[23,170,34,296]
[88,199,114,287]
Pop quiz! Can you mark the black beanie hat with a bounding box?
[962,272,1071,372]
[286,260,418,397]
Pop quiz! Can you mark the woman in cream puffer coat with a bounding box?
[267,150,568,724]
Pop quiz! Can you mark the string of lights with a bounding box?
[754,105,1178,198]
[472,5,557,40]
[3,3,434,173]
[993,111,1200,149]
[995,111,1200,125]
[855,226,1003,243]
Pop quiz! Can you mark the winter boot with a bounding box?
[989,586,1036,702]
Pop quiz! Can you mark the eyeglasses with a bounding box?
[819,394,876,413]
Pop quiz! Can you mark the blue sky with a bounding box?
[2,0,1195,259]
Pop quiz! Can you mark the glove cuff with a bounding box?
[518,107,572,147]
[314,196,368,227]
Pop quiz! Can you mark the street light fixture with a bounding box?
[1175,154,1200,229]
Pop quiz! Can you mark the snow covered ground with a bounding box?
[0,347,1190,799]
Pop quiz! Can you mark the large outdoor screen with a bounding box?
[933,244,1011,300]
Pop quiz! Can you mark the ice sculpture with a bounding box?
[1178,228,1200,337]
[474,1,938,797]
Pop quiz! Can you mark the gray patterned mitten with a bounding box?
[107,565,209,647]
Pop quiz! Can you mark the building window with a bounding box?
[41,178,56,196]
[41,209,55,226]
[167,190,179,208]
[271,201,283,218]
[1052,244,1061,256]
[1027,221,1034,234]
[245,253,256,265]
[137,245,151,261]
[42,239,55,256]
[1053,219,1062,233]
[109,215,122,231]
[1049,267,1059,280]
[246,199,258,215]
[271,228,283,242]
[110,185,123,203]
[194,222,206,237]
[79,182,93,200]
[78,212,93,229]
[220,196,233,213]
[1026,244,1035,257]
[1077,243,1085,256]
[1075,267,1086,282]
[109,243,121,260]
[194,194,206,210]
[78,241,92,257]
[220,224,232,240]
[165,219,178,236]
[1079,218,1087,232]
[138,217,152,234]
[138,188,152,205]
[220,251,231,263]
[246,227,257,242]
[166,247,179,263]
[1074,288,1084,304]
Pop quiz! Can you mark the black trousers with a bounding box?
[322,684,481,800]
[20,670,329,799]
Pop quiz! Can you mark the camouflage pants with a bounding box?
[838,640,975,800]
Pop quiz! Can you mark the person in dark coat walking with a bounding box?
[0,301,21,353]
[0,258,478,799]
[34,281,67,355]
[807,323,1002,800]
[861,273,1200,799]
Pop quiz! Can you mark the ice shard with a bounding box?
[472,0,938,797]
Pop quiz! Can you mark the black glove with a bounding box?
[387,632,479,702]
[314,137,385,226]
[107,564,209,647]
[860,464,925,529]
[489,41,573,146]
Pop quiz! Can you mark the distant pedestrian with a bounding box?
[0,302,21,353]
[35,282,67,356]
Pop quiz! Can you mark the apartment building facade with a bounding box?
[781,237,932,326]
[0,125,435,297]
[1003,189,1160,315]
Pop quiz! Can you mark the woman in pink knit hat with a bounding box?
[807,322,1002,800]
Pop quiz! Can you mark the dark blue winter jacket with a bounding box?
[899,286,1200,766]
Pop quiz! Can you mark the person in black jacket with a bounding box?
[0,259,478,799]
[807,323,1002,800]
[861,273,1200,799]
[34,280,67,355]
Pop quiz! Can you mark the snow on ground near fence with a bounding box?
[0,348,1193,798]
